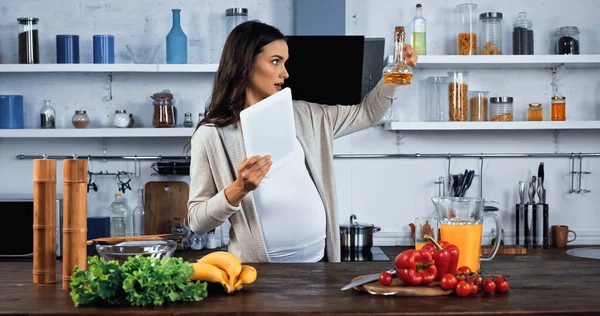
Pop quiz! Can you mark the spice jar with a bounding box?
[527,103,543,121]
[489,97,513,121]
[551,96,566,121]
[151,90,176,128]
[448,71,469,121]
[183,112,193,127]
[468,91,489,121]
[72,110,90,128]
[113,110,130,128]
[18,17,39,64]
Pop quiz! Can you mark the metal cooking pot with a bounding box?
[339,214,380,252]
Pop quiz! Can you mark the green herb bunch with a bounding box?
[70,255,208,307]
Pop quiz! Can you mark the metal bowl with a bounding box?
[95,240,177,264]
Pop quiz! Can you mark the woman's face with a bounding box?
[245,39,289,107]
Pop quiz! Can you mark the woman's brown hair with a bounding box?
[184,20,285,152]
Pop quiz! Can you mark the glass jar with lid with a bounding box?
[489,97,513,121]
[183,112,194,127]
[555,26,580,55]
[113,110,130,128]
[151,90,176,128]
[551,96,566,121]
[527,103,543,121]
[448,71,469,121]
[72,110,90,128]
[512,12,534,55]
[17,17,40,64]
[456,3,478,55]
[479,12,503,55]
[225,8,248,38]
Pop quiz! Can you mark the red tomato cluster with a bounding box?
[439,266,510,297]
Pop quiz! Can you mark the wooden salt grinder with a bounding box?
[62,159,88,290]
[33,159,57,284]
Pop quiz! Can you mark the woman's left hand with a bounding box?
[403,44,418,67]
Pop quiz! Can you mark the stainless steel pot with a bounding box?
[339,214,380,252]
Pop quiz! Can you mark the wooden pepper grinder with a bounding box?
[33,159,57,284]
[62,159,88,290]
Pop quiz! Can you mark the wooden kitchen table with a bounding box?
[1,246,599,315]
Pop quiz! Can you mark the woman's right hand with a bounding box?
[224,155,272,206]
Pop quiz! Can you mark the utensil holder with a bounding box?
[519,203,549,249]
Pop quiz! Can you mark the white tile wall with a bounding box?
[0,0,599,244]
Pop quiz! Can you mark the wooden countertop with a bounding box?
[1,246,599,315]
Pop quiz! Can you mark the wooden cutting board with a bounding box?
[351,275,452,296]
[144,181,189,235]
[481,245,528,255]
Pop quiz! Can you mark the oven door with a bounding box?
[0,199,62,258]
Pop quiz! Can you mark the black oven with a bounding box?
[0,195,62,258]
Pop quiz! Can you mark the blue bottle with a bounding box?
[166,9,187,64]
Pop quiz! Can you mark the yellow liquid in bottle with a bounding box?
[411,32,426,55]
[383,73,413,86]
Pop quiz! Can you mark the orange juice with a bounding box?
[415,242,426,250]
[440,223,483,272]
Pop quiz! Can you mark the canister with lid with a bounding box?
[551,96,566,121]
[479,12,503,55]
[489,97,513,121]
[527,103,543,121]
[225,8,248,38]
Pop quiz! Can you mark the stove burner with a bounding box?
[341,247,390,262]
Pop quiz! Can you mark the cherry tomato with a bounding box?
[469,281,479,296]
[495,279,509,293]
[457,266,472,275]
[474,274,483,286]
[482,278,496,294]
[440,273,458,291]
[379,271,393,286]
[455,280,471,297]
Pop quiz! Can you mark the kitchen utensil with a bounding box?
[95,240,177,264]
[516,181,525,245]
[538,162,546,203]
[348,274,452,296]
[340,214,381,252]
[87,234,182,245]
[340,269,395,291]
[144,181,189,235]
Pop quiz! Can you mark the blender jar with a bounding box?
[425,76,449,122]
[456,3,478,55]
[17,17,40,64]
[448,71,469,121]
[479,12,503,55]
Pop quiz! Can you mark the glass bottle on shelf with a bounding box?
[411,4,427,55]
[132,189,145,236]
[456,3,477,55]
[527,103,543,121]
[17,17,40,64]
[72,110,90,129]
[109,193,127,237]
[166,9,188,64]
[383,26,413,86]
[513,12,534,55]
[40,100,55,129]
[183,112,194,127]
[551,96,566,121]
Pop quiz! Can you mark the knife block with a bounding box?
[516,203,549,249]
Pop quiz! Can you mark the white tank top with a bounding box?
[252,138,326,262]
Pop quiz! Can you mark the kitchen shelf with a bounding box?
[0,63,219,73]
[384,121,600,131]
[416,54,600,69]
[0,128,194,138]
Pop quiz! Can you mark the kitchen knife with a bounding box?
[538,162,546,204]
[340,269,395,291]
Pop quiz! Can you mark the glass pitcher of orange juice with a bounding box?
[431,197,501,272]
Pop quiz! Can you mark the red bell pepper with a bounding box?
[394,249,437,286]
[421,235,459,280]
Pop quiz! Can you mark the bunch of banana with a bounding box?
[189,251,257,294]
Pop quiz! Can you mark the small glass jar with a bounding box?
[555,26,580,55]
[456,3,478,55]
[551,96,566,121]
[152,91,176,128]
[17,17,40,64]
[72,110,90,128]
[183,112,193,127]
[512,12,534,55]
[479,12,503,55]
[489,96,513,121]
[468,91,489,121]
[113,110,130,128]
[527,103,543,121]
[448,71,469,121]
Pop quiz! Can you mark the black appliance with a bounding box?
[341,246,390,262]
[283,35,385,105]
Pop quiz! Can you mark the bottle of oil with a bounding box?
[383,26,413,86]
[411,4,427,55]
